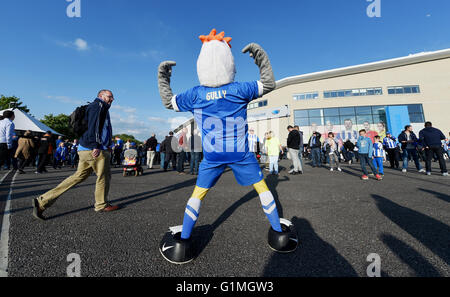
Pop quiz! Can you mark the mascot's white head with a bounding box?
[197,29,235,87]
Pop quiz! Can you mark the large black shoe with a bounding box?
[159,227,195,264]
[268,219,298,253]
[32,198,46,221]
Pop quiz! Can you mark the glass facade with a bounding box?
[294,104,425,142]
[324,87,382,98]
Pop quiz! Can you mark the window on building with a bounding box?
[248,100,268,110]
[323,87,382,98]
[293,92,319,101]
[293,104,425,135]
[387,85,420,95]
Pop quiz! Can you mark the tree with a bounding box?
[41,114,75,139]
[0,95,30,113]
[113,134,142,145]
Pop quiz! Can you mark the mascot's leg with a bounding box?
[181,186,209,239]
[159,186,209,264]
[254,180,298,253]
[254,180,282,232]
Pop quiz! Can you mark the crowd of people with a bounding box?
[0,111,81,175]
[252,123,449,180]
[0,92,448,223]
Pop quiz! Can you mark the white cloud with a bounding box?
[111,104,137,114]
[46,95,83,105]
[74,38,89,51]
[55,38,90,51]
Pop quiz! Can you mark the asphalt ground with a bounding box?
[1,159,449,277]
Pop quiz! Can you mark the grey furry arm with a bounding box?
[242,43,276,95]
[158,61,177,110]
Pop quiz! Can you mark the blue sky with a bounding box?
[0,0,449,140]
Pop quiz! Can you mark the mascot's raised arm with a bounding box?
[157,29,298,264]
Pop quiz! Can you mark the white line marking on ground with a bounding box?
[0,171,18,277]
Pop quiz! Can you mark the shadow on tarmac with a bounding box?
[418,188,450,203]
[380,233,441,276]
[372,194,450,266]
[262,216,358,277]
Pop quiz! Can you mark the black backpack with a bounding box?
[69,103,89,138]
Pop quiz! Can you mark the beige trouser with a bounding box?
[147,151,155,168]
[38,150,111,211]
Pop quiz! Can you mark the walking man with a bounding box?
[286,125,302,175]
[145,133,158,169]
[32,90,120,220]
[419,122,448,176]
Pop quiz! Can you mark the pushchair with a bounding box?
[122,145,144,177]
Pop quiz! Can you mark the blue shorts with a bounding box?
[196,153,263,189]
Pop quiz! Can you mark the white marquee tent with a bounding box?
[0,108,62,135]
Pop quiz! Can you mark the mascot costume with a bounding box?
[158,29,298,264]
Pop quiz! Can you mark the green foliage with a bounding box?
[114,134,142,145]
[40,114,75,139]
[0,95,30,113]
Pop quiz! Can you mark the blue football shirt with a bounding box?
[173,81,263,164]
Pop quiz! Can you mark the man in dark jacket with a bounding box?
[160,131,177,172]
[36,131,54,174]
[307,131,322,167]
[145,134,158,169]
[286,125,302,174]
[398,125,425,174]
[419,122,448,176]
[33,90,119,221]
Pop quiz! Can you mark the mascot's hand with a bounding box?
[242,43,276,95]
[158,61,177,110]
[242,43,262,59]
[158,61,177,78]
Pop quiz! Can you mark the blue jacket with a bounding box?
[419,127,446,148]
[79,98,113,150]
[356,136,373,155]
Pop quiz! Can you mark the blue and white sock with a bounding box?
[259,191,282,232]
[181,198,202,239]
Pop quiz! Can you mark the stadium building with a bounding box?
[176,48,450,146]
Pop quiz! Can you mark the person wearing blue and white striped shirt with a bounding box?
[383,132,400,169]
[0,110,15,170]
[373,136,386,176]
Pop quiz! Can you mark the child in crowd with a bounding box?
[356,129,382,181]
[372,135,386,176]
[265,131,282,176]
[325,132,342,172]
[54,142,67,169]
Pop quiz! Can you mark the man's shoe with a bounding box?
[361,175,369,180]
[98,205,120,212]
[19,170,26,174]
[426,172,431,176]
[375,174,383,181]
[32,198,46,221]
[419,169,426,173]
[402,169,407,173]
[443,172,449,177]
[337,168,342,172]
